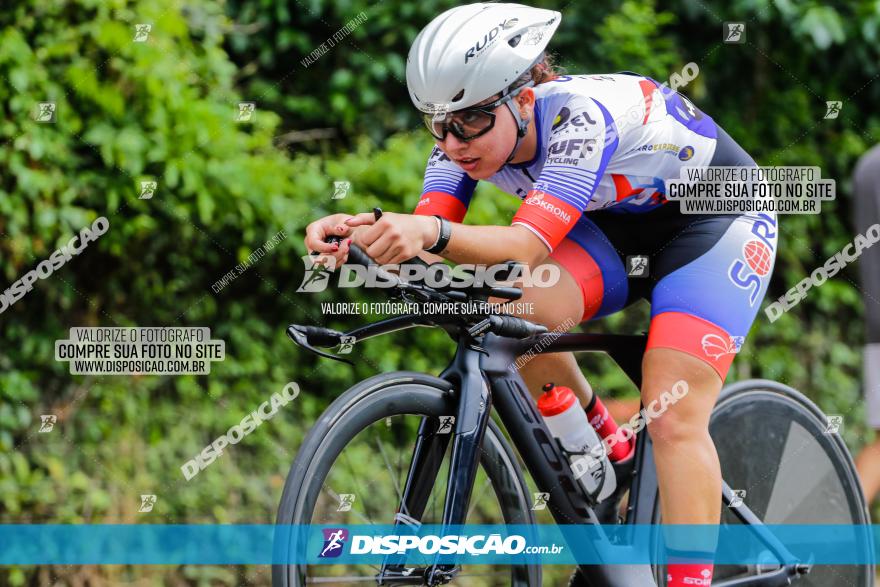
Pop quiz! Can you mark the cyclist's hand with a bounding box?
[345,212,436,265]
[304,213,355,267]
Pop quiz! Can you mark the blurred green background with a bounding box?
[1,0,880,584]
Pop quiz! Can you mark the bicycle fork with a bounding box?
[378,339,493,585]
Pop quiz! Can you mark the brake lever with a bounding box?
[286,326,355,366]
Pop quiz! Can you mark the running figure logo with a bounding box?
[337,494,355,512]
[318,528,349,558]
[297,255,336,293]
[729,489,746,508]
[337,335,355,355]
[139,181,157,200]
[138,494,157,512]
[133,24,151,42]
[236,102,256,122]
[35,102,56,123]
[824,101,842,120]
[332,181,350,200]
[39,415,57,433]
[626,255,649,278]
[531,492,550,511]
[723,22,745,43]
[825,415,843,434]
[437,416,455,434]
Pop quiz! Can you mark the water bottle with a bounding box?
[537,382,616,501]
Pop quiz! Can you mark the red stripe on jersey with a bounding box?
[639,79,657,125]
[413,191,468,223]
[511,190,582,251]
[548,239,604,321]
[611,174,644,201]
[647,311,737,380]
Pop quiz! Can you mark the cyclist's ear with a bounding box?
[515,87,535,116]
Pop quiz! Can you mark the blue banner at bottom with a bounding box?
[0,524,877,565]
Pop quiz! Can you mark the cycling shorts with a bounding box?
[550,127,777,379]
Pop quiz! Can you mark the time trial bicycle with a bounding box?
[273,239,872,587]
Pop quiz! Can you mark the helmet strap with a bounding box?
[503,99,531,166]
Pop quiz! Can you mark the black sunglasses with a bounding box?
[422,84,532,142]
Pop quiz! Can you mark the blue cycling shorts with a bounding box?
[549,127,777,378]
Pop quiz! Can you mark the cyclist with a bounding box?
[304,4,777,585]
[853,144,880,508]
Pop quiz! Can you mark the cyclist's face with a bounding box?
[435,90,534,180]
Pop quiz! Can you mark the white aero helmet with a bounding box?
[406,3,562,114]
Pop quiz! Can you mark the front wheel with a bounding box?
[272,371,541,587]
[652,379,874,586]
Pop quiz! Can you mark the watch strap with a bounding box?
[425,215,452,254]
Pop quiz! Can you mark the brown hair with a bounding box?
[510,52,562,91]
[472,53,562,107]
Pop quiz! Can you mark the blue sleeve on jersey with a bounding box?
[535,97,619,211]
[415,147,478,222]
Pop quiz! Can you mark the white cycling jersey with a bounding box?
[415,72,720,251]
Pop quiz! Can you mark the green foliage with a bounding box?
[224,0,460,146]
[595,0,681,75]
[3,0,880,583]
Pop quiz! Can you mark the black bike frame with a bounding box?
[367,324,809,587]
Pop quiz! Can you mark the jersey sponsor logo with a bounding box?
[547,138,597,165]
[416,198,431,207]
[523,191,572,225]
[464,18,518,63]
[727,213,777,306]
[551,107,570,130]
[729,240,772,304]
[701,333,744,359]
[678,146,695,161]
[550,110,598,134]
[630,142,682,156]
[429,146,451,162]
[682,569,712,585]
[743,241,772,276]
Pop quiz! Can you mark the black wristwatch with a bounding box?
[425,215,452,254]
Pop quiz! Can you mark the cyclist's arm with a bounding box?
[421,222,548,267]
[411,145,479,264]
[416,250,446,264]
[412,145,478,221]
[510,96,618,252]
[346,214,549,267]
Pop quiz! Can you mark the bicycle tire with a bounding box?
[272,371,541,587]
[651,379,874,586]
